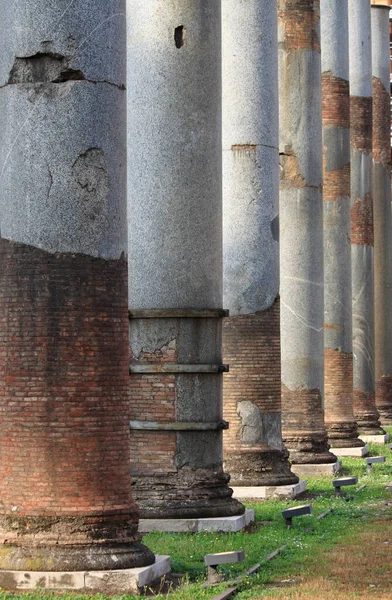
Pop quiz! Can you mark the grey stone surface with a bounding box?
[330,445,369,458]
[348,0,372,97]
[0,556,171,594]
[222,0,279,315]
[127,0,222,310]
[138,510,255,533]
[352,244,375,394]
[333,476,358,487]
[371,5,391,91]
[236,402,283,451]
[292,461,342,478]
[282,504,312,518]
[323,198,352,353]
[280,188,324,391]
[205,551,245,566]
[0,0,126,259]
[365,455,385,464]
[320,0,349,80]
[360,433,390,444]
[232,480,307,500]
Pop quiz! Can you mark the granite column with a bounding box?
[320,0,365,453]
[0,0,153,572]
[371,0,392,425]
[278,0,337,467]
[349,0,384,435]
[127,0,244,520]
[222,0,299,489]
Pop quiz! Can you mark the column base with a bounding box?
[375,377,392,425]
[231,480,307,500]
[291,461,342,478]
[330,445,369,458]
[283,434,337,465]
[132,468,245,519]
[326,422,365,449]
[138,509,255,533]
[223,448,299,487]
[0,555,170,594]
[359,433,390,445]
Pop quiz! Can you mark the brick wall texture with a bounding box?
[278,0,320,52]
[0,238,139,538]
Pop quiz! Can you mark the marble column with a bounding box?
[278,0,336,465]
[349,0,383,434]
[0,0,154,571]
[321,0,365,450]
[222,0,298,487]
[127,0,244,519]
[371,0,392,425]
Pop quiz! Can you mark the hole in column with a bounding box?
[174,25,186,49]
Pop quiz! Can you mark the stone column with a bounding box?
[127,0,244,520]
[371,0,392,425]
[278,0,336,466]
[0,0,153,571]
[222,0,298,488]
[349,0,383,434]
[320,0,365,451]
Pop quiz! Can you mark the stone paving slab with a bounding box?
[0,555,171,594]
[291,461,342,478]
[232,480,307,500]
[138,509,255,533]
[330,445,369,457]
[359,433,390,445]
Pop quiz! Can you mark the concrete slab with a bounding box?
[0,555,171,595]
[330,445,369,457]
[231,480,307,500]
[359,433,390,444]
[138,509,255,533]
[291,461,342,478]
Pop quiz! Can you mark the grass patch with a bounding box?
[0,447,391,599]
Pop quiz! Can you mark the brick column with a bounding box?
[0,0,154,571]
[278,0,336,465]
[127,0,244,519]
[349,0,383,434]
[371,0,392,425]
[320,0,364,449]
[222,0,298,486]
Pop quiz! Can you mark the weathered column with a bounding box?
[222,0,299,489]
[371,0,392,425]
[320,0,365,452]
[0,0,154,571]
[127,0,244,520]
[349,0,383,435]
[278,0,336,466]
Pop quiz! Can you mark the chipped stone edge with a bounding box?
[231,480,307,499]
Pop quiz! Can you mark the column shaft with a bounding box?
[127,0,244,519]
[0,0,153,571]
[222,0,298,486]
[349,0,383,434]
[321,0,364,448]
[371,0,392,425]
[278,0,335,465]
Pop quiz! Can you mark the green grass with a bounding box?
[1,442,392,600]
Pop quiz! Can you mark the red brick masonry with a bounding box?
[223,300,298,486]
[0,238,152,570]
